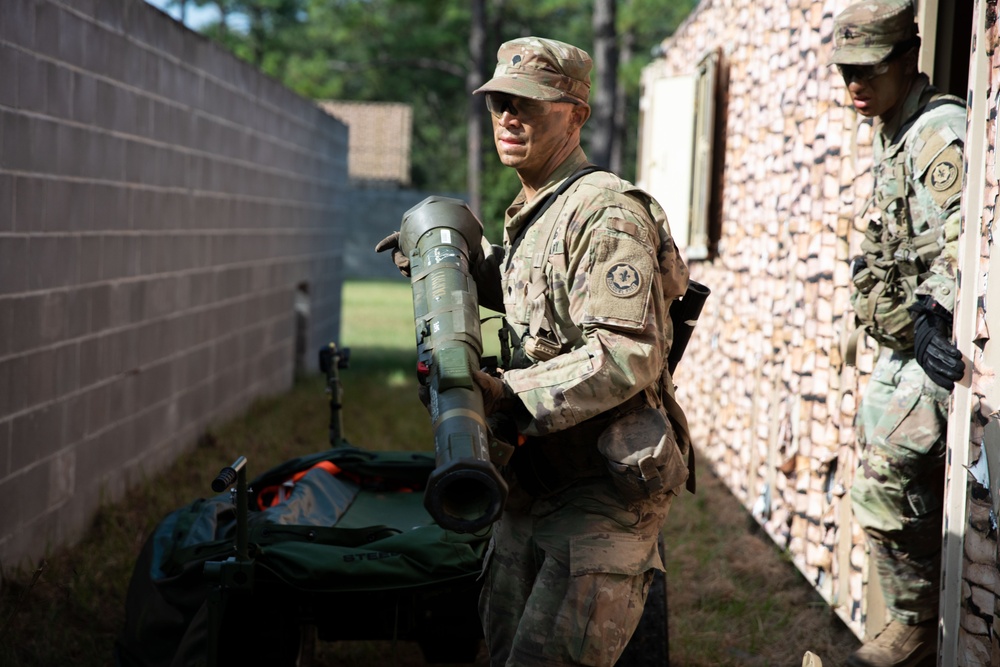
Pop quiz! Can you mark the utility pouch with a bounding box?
[850,272,918,350]
[523,331,561,362]
[597,406,688,503]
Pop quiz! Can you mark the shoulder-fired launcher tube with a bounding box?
[398,196,508,533]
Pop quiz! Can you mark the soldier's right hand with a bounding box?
[375,231,410,278]
[472,370,515,417]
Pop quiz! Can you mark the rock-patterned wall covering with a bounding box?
[654,0,1000,657]
[650,0,905,639]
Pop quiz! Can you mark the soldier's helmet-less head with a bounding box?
[474,37,592,103]
[831,0,919,66]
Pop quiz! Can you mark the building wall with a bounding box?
[0,0,348,570]
[648,0,897,638]
[950,4,1000,663]
[650,0,1000,658]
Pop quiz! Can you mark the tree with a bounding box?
[590,0,617,170]
[185,0,697,238]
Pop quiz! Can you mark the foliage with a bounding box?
[175,0,696,235]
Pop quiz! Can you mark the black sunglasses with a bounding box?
[485,92,579,120]
[836,37,919,83]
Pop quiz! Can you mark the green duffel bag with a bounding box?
[114,446,490,667]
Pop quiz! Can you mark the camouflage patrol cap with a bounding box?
[473,37,592,103]
[831,0,918,66]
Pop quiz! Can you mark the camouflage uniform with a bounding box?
[835,1,966,630]
[850,72,964,626]
[472,37,690,667]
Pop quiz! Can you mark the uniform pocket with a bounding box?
[570,532,663,576]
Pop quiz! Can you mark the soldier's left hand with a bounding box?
[375,231,411,278]
[910,298,965,390]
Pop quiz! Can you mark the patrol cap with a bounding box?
[473,37,592,103]
[830,0,918,66]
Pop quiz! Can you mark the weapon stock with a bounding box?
[398,196,508,533]
[668,280,711,374]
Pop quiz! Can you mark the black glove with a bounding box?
[375,231,410,278]
[909,297,965,390]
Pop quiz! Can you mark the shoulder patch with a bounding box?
[922,144,963,208]
[605,262,642,297]
[913,118,963,177]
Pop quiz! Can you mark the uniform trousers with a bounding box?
[479,474,672,667]
[850,349,950,624]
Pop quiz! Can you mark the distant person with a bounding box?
[833,1,966,665]
[378,36,693,666]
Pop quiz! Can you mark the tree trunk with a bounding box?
[467,0,487,218]
[589,0,618,170]
[611,27,634,175]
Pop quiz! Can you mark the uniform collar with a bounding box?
[504,147,592,241]
[878,73,935,151]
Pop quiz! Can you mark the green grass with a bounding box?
[0,280,861,667]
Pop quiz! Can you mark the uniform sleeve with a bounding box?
[503,201,666,436]
[912,111,964,313]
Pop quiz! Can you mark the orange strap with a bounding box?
[256,460,342,510]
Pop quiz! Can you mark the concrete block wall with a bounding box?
[0,0,348,570]
[343,187,467,281]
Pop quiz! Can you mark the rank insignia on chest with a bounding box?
[606,262,641,297]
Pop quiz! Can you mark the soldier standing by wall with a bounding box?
[379,36,692,666]
[833,1,967,666]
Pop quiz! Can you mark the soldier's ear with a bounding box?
[571,103,591,129]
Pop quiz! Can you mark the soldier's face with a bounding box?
[491,96,588,184]
[841,53,914,121]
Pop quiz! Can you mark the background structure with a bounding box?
[0,0,348,570]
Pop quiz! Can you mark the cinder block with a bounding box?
[28,236,79,290]
[17,56,45,116]
[0,235,29,295]
[79,236,103,285]
[71,70,98,126]
[79,334,109,389]
[82,284,111,336]
[1,112,31,176]
[84,382,111,436]
[0,175,11,233]
[0,419,10,478]
[0,358,11,416]
[91,184,128,231]
[0,45,18,108]
[11,403,66,471]
[0,463,49,539]
[45,61,73,120]
[0,0,37,51]
[13,175,44,233]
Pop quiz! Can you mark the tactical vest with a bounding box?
[848,92,964,354]
[496,168,695,494]
[500,169,685,374]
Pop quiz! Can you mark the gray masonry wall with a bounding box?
[343,187,467,281]
[0,0,348,570]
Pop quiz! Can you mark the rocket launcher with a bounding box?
[398,196,508,533]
